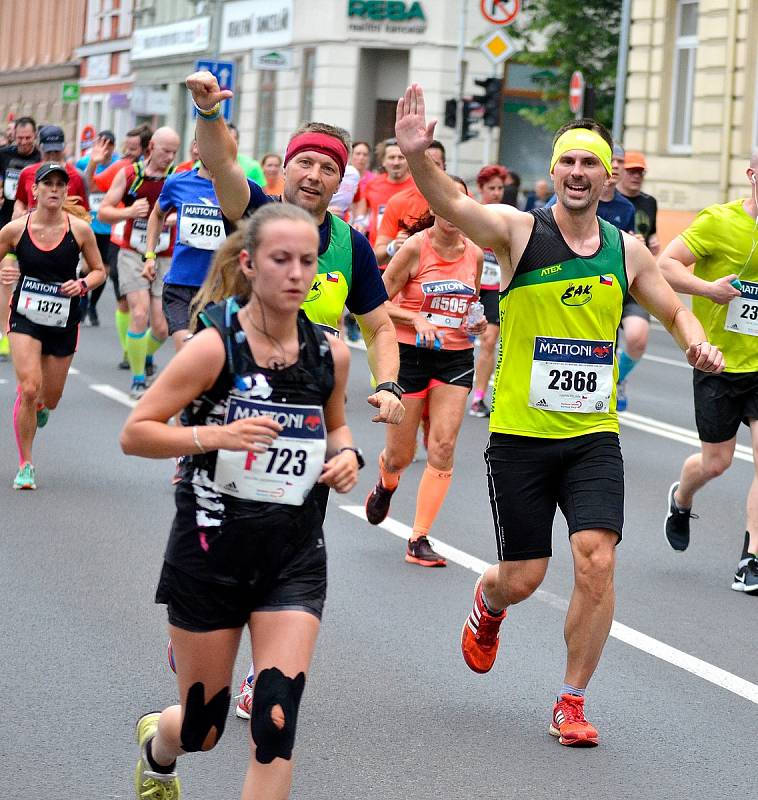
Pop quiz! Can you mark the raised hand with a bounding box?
[185,70,233,112]
[395,84,437,158]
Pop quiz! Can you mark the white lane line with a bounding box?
[89,384,137,408]
[341,504,758,706]
[69,367,80,375]
[344,338,367,352]
[619,411,753,463]
[643,352,690,369]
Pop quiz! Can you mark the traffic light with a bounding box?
[444,98,457,128]
[461,99,478,142]
[474,77,503,128]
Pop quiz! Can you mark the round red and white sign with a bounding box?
[569,71,585,114]
[479,0,521,26]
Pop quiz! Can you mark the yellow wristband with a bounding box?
[144,251,157,260]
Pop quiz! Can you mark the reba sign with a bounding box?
[221,0,293,52]
[347,1,426,33]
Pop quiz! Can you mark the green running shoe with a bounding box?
[13,463,36,490]
[134,712,181,799]
[36,406,50,429]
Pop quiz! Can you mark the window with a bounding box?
[256,71,277,157]
[669,0,698,151]
[300,49,316,124]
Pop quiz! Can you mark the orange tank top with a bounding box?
[394,229,479,351]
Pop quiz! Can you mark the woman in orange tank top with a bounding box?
[364,176,485,567]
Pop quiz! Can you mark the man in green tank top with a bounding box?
[659,153,758,593]
[396,84,725,747]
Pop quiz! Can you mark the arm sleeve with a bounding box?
[345,228,389,315]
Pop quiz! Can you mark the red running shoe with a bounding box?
[549,694,599,747]
[235,678,254,720]
[460,576,505,673]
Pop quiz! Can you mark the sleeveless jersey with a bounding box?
[490,207,628,439]
[12,213,83,327]
[122,161,176,257]
[302,212,353,334]
[166,301,335,584]
[394,229,479,350]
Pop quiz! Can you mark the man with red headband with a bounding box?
[185,70,402,429]
[395,83,725,748]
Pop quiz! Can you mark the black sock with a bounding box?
[145,737,176,774]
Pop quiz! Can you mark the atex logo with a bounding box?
[541,265,562,277]
[561,282,592,306]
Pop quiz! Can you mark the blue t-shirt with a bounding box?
[242,179,387,315]
[77,153,119,235]
[159,169,224,287]
[544,190,636,233]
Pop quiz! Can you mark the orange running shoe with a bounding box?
[460,576,506,673]
[549,694,599,747]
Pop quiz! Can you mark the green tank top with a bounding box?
[490,208,628,439]
[301,212,353,334]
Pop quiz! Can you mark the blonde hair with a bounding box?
[189,203,317,331]
[64,197,91,221]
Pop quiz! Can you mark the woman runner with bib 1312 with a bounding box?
[0,162,105,490]
[120,203,360,800]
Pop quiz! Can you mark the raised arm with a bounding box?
[185,71,251,221]
[395,84,514,251]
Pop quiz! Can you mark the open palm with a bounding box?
[395,84,437,157]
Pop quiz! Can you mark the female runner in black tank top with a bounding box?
[120,204,360,800]
[0,163,105,490]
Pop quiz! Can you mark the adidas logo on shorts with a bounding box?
[223,481,239,492]
[536,398,549,407]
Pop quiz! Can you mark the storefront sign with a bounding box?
[109,93,130,109]
[132,18,210,61]
[221,0,293,52]
[251,48,294,70]
[62,83,80,103]
[347,1,426,33]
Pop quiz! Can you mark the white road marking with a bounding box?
[89,384,137,408]
[69,367,80,375]
[344,338,367,352]
[619,411,753,463]
[341,504,758,706]
[643,352,690,369]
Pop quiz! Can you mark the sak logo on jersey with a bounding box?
[561,282,592,306]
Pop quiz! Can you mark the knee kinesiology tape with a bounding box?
[251,668,306,764]
[180,682,231,753]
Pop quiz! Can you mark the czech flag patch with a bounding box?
[599,274,614,286]
[326,272,340,283]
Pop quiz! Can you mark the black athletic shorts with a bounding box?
[484,431,624,561]
[163,284,198,336]
[398,341,474,397]
[480,288,500,326]
[94,232,117,273]
[621,298,650,323]
[8,313,79,357]
[693,370,758,443]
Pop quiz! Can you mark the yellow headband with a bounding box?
[550,129,612,176]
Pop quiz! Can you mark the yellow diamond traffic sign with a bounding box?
[480,28,519,65]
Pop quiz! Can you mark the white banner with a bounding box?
[221,0,292,52]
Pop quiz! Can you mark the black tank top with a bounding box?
[13,213,82,325]
[165,299,335,585]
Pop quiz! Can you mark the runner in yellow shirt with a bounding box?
[659,152,758,593]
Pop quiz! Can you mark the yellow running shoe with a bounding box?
[134,712,181,799]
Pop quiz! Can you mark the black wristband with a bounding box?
[375,381,403,400]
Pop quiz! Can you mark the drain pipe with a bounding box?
[719,0,738,203]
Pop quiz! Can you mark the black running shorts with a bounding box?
[621,297,650,322]
[484,431,624,561]
[9,313,79,357]
[480,288,500,326]
[162,283,198,336]
[398,342,474,397]
[693,370,758,443]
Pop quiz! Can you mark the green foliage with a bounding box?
[509,0,622,132]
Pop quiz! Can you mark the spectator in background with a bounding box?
[618,151,659,255]
[4,117,15,145]
[175,138,201,173]
[524,179,551,211]
[261,152,285,196]
[227,122,265,186]
[350,140,376,231]
[502,170,521,208]
[476,164,506,205]
[328,162,361,219]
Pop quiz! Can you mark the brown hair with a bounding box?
[406,175,468,235]
[63,197,91,221]
[261,152,282,168]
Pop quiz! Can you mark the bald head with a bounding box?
[149,127,180,172]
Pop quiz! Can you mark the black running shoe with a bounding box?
[664,481,698,552]
[118,356,130,370]
[406,536,446,567]
[365,480,396,525]
[731,557,758,593]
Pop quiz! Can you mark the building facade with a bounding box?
[75,0,136,153]
[0,0,87,147]
[624,0,755,243]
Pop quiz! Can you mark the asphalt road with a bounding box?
[1,302,756,799]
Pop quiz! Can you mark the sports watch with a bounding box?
[375,381,403,400]
[338,447,365,469]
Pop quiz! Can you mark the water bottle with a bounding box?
[416,332,441,350]
[730,278,743,291]
[466,300,485,343]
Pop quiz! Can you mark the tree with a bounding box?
[509,0,622,133]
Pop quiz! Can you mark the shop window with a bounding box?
[256,71,277,157]
[669,0,698,152]
[300,49,315,123]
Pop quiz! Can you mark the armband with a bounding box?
[192,426,206,454]
[193,101,222,121]
[142,251,157,262]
